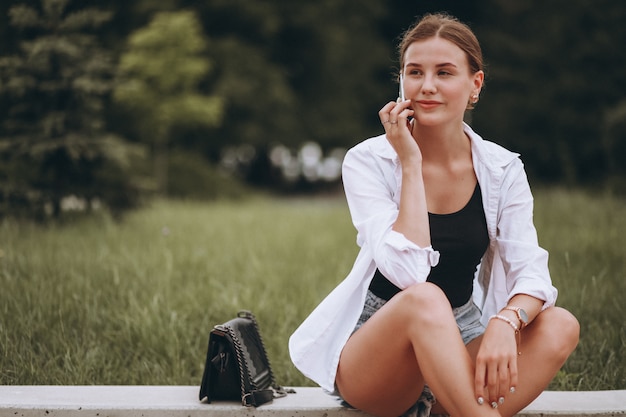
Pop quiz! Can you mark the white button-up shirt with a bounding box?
[289,123,558,393]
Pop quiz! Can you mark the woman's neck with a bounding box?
[412,121,470,165]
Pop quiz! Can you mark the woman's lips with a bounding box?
[416,100,442,109]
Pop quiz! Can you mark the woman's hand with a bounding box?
[379,100,418,165]
[379,99,430,247]
[474,319,519,409]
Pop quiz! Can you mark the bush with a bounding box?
[167,150,250,200]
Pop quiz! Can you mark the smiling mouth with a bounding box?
[416,101,442,109]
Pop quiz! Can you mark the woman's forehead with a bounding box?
[403,37,467,67]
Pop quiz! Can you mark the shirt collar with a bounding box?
[372,122,519,170]
[465,123,520,170]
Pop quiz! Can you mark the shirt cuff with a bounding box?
[387,230,440,266]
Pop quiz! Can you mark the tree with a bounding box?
[474,0,626,185]
[177,0,393,188]
[113,10,223,195]
[602,100,626,193]
[198,0,391,152]
[0,0,143,219]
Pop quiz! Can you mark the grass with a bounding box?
[532,187,626,390]
[0,188,624,390]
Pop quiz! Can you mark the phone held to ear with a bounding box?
[398,74,413,122]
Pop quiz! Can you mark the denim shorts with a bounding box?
[353,289,486,344]
[338,290,486,417]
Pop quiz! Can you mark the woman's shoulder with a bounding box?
[346,133,395,161]
[464,124,521,169]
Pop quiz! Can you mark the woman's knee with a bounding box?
[394,282,452,325]
[535,307,580,359]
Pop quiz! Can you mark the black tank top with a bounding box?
[368,183,489,307]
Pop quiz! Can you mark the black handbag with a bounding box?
[199,310,292,406]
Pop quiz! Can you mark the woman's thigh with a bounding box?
[336,297,425,416]
[336,284,455,417]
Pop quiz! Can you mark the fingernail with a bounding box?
[499,397,505,405]
[477,397,484,405]
[510,386,516,394]
[491,401,498,409]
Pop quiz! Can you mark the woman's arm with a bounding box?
[382,100,431,248]
[341,100,437,288]
[498,161,557,308]
[474,161,556,406]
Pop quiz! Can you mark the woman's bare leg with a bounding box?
[465,306,578,417]
[336,283,501,417]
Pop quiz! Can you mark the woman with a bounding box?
[289,13,579,417]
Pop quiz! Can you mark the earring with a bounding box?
[471,93,479,104]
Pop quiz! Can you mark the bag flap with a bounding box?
[221,315,273,390]
[199,311,280,405]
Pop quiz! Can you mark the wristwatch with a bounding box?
[503,306,528,330]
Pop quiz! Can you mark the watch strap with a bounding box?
[503,306,527,330]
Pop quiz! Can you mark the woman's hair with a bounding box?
[398,13,483,75]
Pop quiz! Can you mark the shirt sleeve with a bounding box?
[342,141,439,289]
[496,160,558,309]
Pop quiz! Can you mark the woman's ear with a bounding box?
[473,70,484,93]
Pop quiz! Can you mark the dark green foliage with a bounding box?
[0,0,144,219]
[2,0,626,218]
[199,1,391,154]
[474,0,626,187]
[166,150,249,201]
[113,10,223,195]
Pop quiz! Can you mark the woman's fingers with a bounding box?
[475,355,517,408]
[486,358,499,407]
[474,360,487,405]
[379,99,418,162]
[378,101,396,125]
[497,361,510,406]
[379,99,412,128]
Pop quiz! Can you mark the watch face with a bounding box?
[519,308,529,323]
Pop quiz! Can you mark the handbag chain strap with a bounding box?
[215,322,252,406]
[236,311,294,402]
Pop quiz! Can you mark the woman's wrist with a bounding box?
[400,158,423,174]
[489,314,519,332]
[497,309,521,329]
[499,306,530,330]
[489,314,522,355]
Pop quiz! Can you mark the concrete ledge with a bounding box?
[0,386,624,417]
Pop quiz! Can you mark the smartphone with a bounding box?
[399,74,413,122]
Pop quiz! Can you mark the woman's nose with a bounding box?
[421,74,437,94]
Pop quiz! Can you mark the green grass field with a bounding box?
[0,188,624,390]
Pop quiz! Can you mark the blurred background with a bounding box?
[1,0,625,220]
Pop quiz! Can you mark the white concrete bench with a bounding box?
[0,386,624,417]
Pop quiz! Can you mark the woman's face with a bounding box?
[402,36,483,128]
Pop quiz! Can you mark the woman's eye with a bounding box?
[438,71,452,76]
